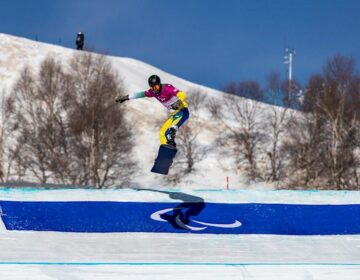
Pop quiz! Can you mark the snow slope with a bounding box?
[0,33,285,189]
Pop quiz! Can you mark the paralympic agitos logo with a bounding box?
[150,207,242,231]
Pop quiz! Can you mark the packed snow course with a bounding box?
[1,187,360,279]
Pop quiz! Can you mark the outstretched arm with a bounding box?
[115,91,146,103]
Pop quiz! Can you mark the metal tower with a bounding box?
[284,48,296,98]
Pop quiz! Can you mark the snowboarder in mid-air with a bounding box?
[116,75,189,148]
[116,75,189,175]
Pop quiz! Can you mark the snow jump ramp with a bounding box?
[1,187,360,279]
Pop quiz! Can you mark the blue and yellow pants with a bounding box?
[159,108,190,145]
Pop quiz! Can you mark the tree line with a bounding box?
[0,53,359,190]
[0,52,134,188]
[215,54,360,189]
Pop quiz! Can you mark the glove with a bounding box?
[170,100,182,110]
[115,95,129,103]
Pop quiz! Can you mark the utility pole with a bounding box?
[284,48,296,100]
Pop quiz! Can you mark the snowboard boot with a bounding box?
[166,127,177,148]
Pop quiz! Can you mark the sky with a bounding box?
[1,0,360,90]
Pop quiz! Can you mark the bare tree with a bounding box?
[8,59,70,183]
[282,110,327,188]
[210,93,263,180]
[7,53,135,187]
[264,72,291,182]
[266,106,288,182]
[177,125,198,174]
[285,54,360,189]
[65,52,135,187]
[312,55,359,189]
[0,95,7,181]
[169,122,207,179]
[0,94,17,181]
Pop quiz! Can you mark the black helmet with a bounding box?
[148,75,161,87]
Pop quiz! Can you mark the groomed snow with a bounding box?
[1,187,360,204]
[1,188,360,279]
[0,231,359,279]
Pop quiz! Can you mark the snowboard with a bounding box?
[151,144,177,175]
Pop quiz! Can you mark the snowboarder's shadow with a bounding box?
[136,188,205,230]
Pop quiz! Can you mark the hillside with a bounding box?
[0,33,284,189]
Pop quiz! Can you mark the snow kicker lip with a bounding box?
[150,207,242,231]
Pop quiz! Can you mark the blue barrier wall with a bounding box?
[1,200,360,235]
